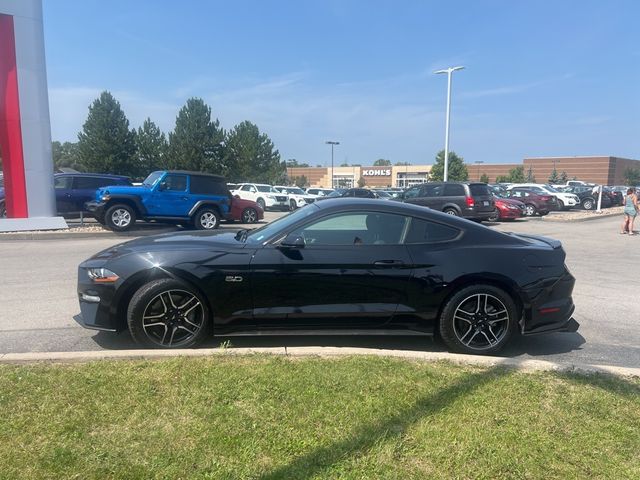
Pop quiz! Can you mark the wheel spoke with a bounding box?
[168,326,177,345]
[454,314,472,324]
[178,296,197,310]
[163,291,177,309]
[143,313,164,320]
[487,326,500,343]
[458,325,474,343]
[463,330,479,347]
[183,300,201,316]
[144,321,166,328]
[480,331,494,346]
[178,325,196,335]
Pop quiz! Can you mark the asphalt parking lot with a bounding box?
[0,212,638,368]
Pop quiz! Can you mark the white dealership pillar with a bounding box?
[0,0,66,231]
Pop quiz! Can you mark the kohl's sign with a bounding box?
[362,168,391,177]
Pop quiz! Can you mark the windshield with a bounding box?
[256,185,276,193]
[143,172,163,187]
[245,205,317,244]
[286,187,305,194]
[376,190,391,198]
[543,184,560,193]
[327,189,346,197]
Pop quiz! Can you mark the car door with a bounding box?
[54,176,74,213]
[146,174,192,216]
[72,176,111,213]
[249,210,413,330]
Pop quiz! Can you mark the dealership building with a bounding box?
[288,156,640,189]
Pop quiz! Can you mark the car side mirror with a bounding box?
[280,234,305,249]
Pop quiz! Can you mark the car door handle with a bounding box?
[373,259,405,266]
[181,197,188,201]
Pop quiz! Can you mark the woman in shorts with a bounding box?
[621,187,638,235]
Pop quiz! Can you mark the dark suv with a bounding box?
[400,182,496,221]
[54,173,131,216]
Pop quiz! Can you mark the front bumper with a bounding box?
[498,207,523,219]
[76,265,122,331]
[85,200,107,218]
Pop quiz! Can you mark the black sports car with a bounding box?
[77,199,578,354]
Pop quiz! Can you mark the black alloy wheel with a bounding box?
[194,207,220,230]
[105,204,136,231]
[524,204,536,217]
[127,278,210,348]
[241,207,258,223]
[439,284,516,354]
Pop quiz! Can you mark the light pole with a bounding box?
[325,141,340,188]
[434,66,464,181]
[474,161,484,181]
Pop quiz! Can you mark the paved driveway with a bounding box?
[0,214,638,368]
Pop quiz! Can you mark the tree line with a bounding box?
[53,91,286,184]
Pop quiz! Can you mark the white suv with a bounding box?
[508,183,580,210]
[231,183,290,211]
[274,186,316,209]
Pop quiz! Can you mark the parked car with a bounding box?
[86,170,232,231]
[54,173,132,217]
[488,197,525,221]
[228,197,264,224]
[399,182,496,221]
[273,186,316,209]
[231,183,289,211]
[507,184,580,210]
[316,188,387,200]
[563,186,611,210]
[77,198,578,354]
[305,188,334,197]
[504,188,558,216]
[603,187,624,206]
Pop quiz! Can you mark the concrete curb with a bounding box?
[1,347,638,378]
[541,208,623,223]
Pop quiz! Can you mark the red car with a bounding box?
[229,196,264,224]
[488,197,525,221]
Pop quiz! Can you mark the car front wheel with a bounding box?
[127,278,210,348]
[439,284,517,355]
[105,204,136,231]
[582,198,594,210]
[194,208,220,230]
[289,199,297,210]
[256,198,266,210]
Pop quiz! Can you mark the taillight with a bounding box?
[465,196,475,207]
[540,195,551,201]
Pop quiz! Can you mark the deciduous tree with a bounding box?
[429,150,468,181]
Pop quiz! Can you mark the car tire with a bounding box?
[582,198,594,210]
[439,284,517,355]
[0,202,6,218]
[194,207,220,230]
[241,207,259,224]
[289,199,297,211]
[256,198,266,210]
[105,204,136,232]
[443,208,459,216]
[557,199,566,210]
[127,278,211,349]
[524,204,536,217]
[487,210,499,222]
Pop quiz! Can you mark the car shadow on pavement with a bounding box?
[90,329,586,358]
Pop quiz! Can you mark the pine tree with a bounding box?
[135,118,167,177]
[225,121,285,184]
[168,98,225,173]
[480,173,490,183]
[429,150,468,181]
[548,168,560,184]
[77,91,137,176]
[526,165,536,182]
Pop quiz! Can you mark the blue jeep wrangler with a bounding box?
[86,170,231,232]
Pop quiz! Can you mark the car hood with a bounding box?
[496,197,524,207]
[96,184,147,200]
[89,230,246,262]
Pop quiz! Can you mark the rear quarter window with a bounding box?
[405,218,460,243]
[190,176,229,195]
[443,184,466,196]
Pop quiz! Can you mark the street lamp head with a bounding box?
[325,141,340,145]
[434,66,465,74]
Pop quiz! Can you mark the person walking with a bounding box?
[621,187,638,235]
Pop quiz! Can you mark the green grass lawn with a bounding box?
[0,356,638,479]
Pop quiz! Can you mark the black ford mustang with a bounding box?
[77,199,578,354]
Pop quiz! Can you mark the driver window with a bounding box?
[54,176,72,189]
[163,175,187,192]
[241,184,252,191]
[404,186,420,199]
[291,212,409,246]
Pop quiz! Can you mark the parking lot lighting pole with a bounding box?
[434,66,464,182]
[325,141,340,189]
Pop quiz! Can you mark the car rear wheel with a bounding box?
[105,204,136,231]
[194,207,220,230]
[256,198,266,210]
[241,207,258,223]
[127,278,210,348]
[439,284,517,355]
[289,199,297,210]
[443,208,459,216]
[524,204,536,216]
[487,210,499,222]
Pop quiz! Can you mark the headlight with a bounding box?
[100,194,111,202]
[87,267,119,283]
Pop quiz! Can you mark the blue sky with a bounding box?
[43,0,640,166]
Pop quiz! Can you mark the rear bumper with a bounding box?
[520,270,578,335]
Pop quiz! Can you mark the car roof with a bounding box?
[55,172,130,179]
[156,170,226,181]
